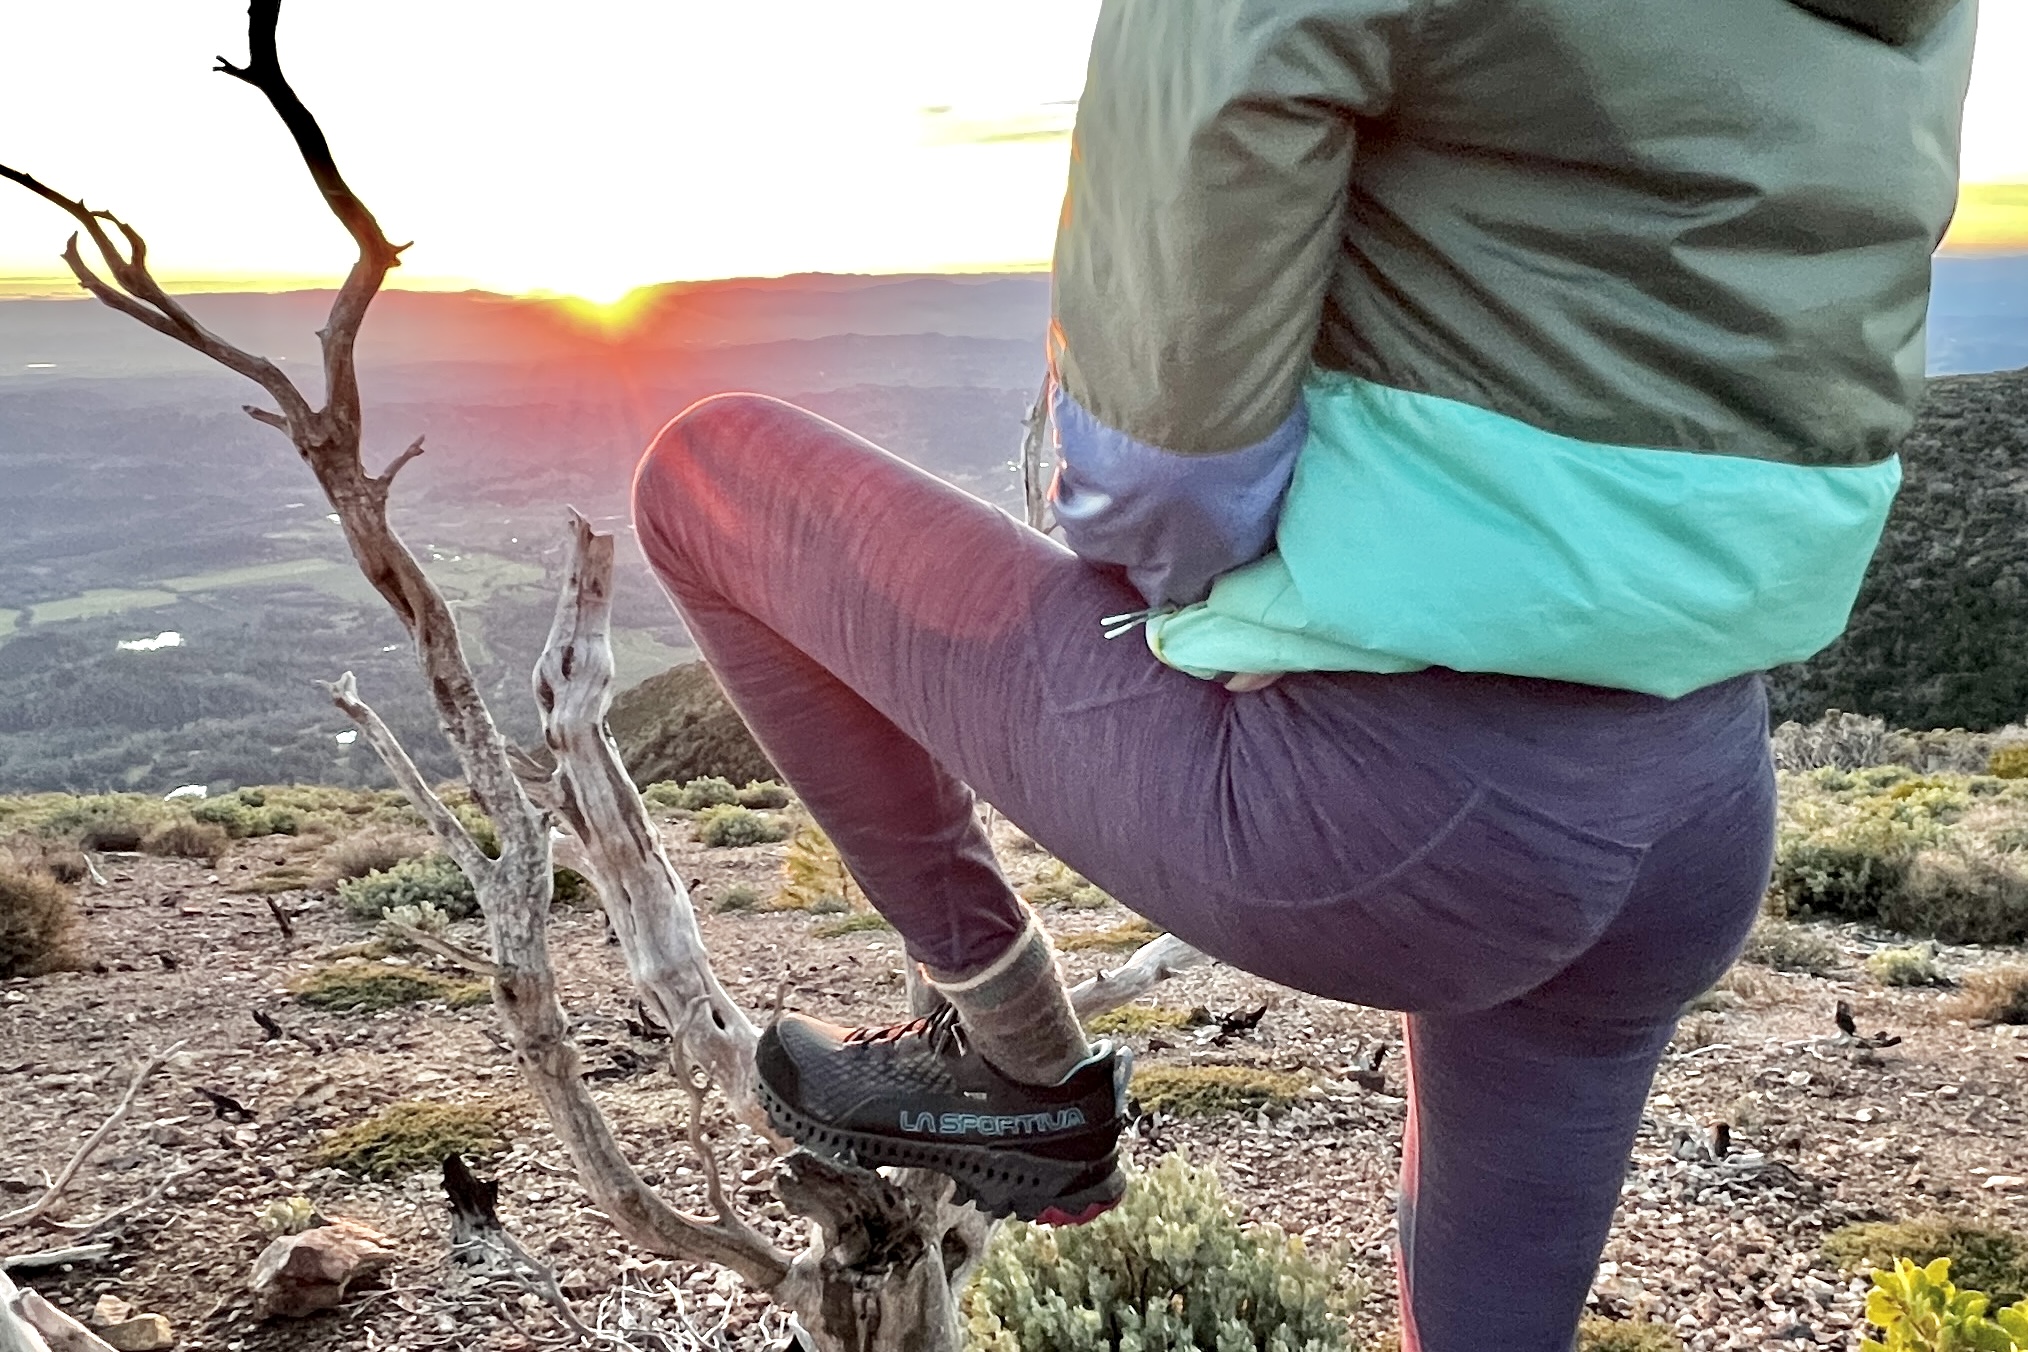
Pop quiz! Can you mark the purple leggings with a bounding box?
[631,393,1777,1352]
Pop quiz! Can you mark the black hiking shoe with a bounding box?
[756,1006,1132,1225]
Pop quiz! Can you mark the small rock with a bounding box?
[250,1217,395,1318]
[100,1314,174,1350]
[1982,1174,2027,1191]
[91,1293,134,1325]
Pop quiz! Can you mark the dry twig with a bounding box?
[0,1043,183,1231]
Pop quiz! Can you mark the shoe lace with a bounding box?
[842,1003,965,1055]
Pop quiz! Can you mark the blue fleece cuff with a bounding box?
[1049,382,1306,608]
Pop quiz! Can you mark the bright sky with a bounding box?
[0,0,2021,302]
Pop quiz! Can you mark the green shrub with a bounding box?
[813,912,893,938]
[1770,834,1915,923]
[1826,1219,2028,1305]
[694,805,791,848]
[227,864,319,895]
[190,792,299,839]
[963,1153,1352,1352]
[36,794,166,851]
[0,862,81,978]
[735,780,792,809]
[1946,965,2028,1025]
[1086,1005,1202,1038]
[339,853,479,920]
[675,776,740,811]
[378,900,451,943]
[1059,919,1163,953]
[1868,945,1948,987]
[1742,919,1842,975]
[1887,847,2028,946]
[1860,1258,2028,1351]
[140,819,231,864]
[290,959,489,1013]
[1578,1319,1687,1352]
[713,882,764,914]
[1132,1065,1308,1118]
[315,1101,505,1179]
[1989,747,2028,781]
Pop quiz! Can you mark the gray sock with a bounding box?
[925,916,1092,1086]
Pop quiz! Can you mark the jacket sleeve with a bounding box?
[1048,0,1416,608]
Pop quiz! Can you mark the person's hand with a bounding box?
[1223,672,1284,693]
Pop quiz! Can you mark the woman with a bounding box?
[631,1,1975,1346]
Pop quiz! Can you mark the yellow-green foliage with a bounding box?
[290,959,489,1013]
[339,854,479,919]
[0,861,80,978]
[1086,1005,1202,1038]
[25,793,170,852]
[1868,945,1948,987]
[1132,1065,1308,1118]
[189,789,299,839]
[1990,747,2028,781]
[1771,770,2028,944]
[315,1101,505,1180]
[777,821,866,912]
[140,819,231,863]
[1861,1258,2028,1352]
[1059,919,1163,953]
[1827,1219,2028,1305]
[736,781,792,809]
[1742,919,1842,975]
[1947,965,2028,1025]
[694,804,791,848]
[963,1153,1353,1352]
[650,776,740,811]
[1578,1319,1687,1352]
[1021,870,1115,911]
[324,826,432,881]
[813,912,893,938]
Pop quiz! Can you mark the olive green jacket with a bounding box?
[1047,0,1977,696]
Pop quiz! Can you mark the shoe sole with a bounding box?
[758,1078,1126,1226]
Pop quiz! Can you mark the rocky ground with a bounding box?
[2,816,2025,1351]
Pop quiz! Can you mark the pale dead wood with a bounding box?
[378,920,502,979]
[0,1246,113,1274]
[323,673,492,881]
[0,1273,52,1352]
[0,1044,183,1231]
[38,1169,196,1241]
[1068,933,1212,1019]
[0,1279,115,1352]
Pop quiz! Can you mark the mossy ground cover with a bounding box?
[1131,1064,1309,1118]
[1577,1319,1686,1352]
[315,1101,506,1180]
[1086,1004,1204,1038]
[290,959,489,1013]
[1058,918,1163,953]
[812,912,892,938]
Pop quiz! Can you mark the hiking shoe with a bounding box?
[756,1005,1132,1225]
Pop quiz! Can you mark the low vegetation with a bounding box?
[1132,1065,1309,1118]
[290,959,488,1013]
[1825,1218,2028,1306]
[139,818,231,863]
[315,1101,506,1180]
[1867,944,1948,987]
[1021,869,1115,911]
[1769,766,2028,945]
[0,859,80,978]
[1577,1320,1686,1352]
[338,853,479,920]
[812,912,893,938]
[776,821,865,912]
[963,1153,1353,1352]
[1742,918,1843,975]
[693,804,792,848]
[1058,918,1163,953]
[1086,1004,1203,1038]
[1861,1259,2028,1351]
[323,825,434,881]
[1945,965,2028,1025]
[711,882,764,914]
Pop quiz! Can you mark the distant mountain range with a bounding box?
[0,262,2022,793]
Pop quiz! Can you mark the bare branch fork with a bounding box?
[1,8,1199,1347]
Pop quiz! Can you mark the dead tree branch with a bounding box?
[1069,933,1211,1019]
[0,1044,182,1232]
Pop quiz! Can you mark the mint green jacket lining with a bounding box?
[1143,374,1903,700]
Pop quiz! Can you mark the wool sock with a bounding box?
[926,916,1093,1086]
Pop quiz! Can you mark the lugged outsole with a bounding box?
[758,1079,1124,1224]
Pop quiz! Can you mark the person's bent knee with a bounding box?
[634,391,785,498]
